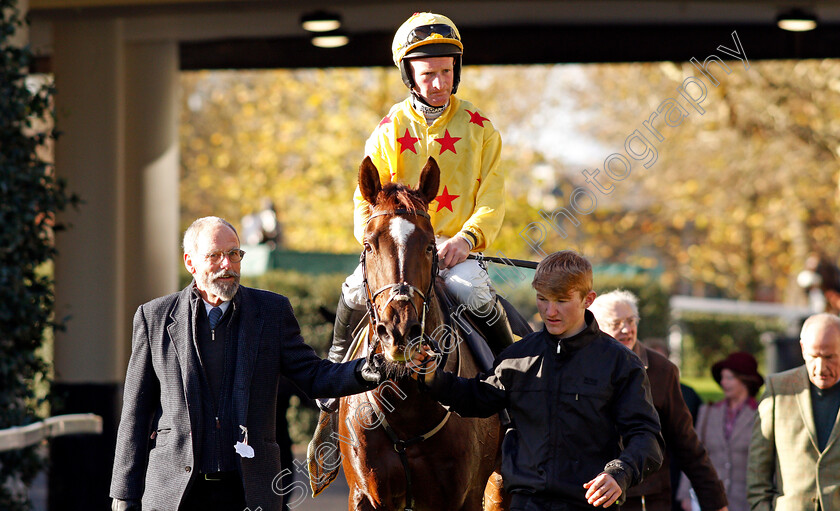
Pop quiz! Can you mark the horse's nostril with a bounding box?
[376,324,390,341]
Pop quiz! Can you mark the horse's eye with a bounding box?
[364,242,372,252]
[426,244,435,253]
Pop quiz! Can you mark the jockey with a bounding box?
[319,12,514,413]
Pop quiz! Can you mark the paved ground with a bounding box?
[30,471,47,511]
[28,444,350,510]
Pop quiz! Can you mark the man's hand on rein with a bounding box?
[406,343,440,383]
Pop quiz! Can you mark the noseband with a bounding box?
[361,208,438,346]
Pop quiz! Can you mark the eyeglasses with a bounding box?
[406,23,460,46]
[605,316,640,331]
[205,249,245,264]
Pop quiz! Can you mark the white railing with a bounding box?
[0,414,102,452]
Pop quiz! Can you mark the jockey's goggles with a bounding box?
[406,23,461,47]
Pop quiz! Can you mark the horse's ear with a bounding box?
[359,156,382,205]
[418,157,440,205]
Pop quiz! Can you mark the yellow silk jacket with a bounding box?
[354,95,504,251]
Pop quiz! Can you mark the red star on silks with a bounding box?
[378,115,392,127]
[435,130,461,155]
[466,109,490,127]
[435,186,460,212]
[397,129,420,154]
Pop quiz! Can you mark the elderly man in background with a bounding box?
[747,313,840,511]
[590,290,728,511]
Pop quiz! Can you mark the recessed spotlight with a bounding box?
[311,31,349,48]
[777,8,818,32]
[301,11,342,33]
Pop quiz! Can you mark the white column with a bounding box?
[53,24,180,383]
[123,40,180,325]
[8,0,28,49]
[51,18,180,507]
[53,18,126,383]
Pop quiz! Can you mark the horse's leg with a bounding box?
[483,470,510,511]
[349,486,382,511]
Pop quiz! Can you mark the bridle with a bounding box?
[359,206,448,511]
[360,207,439,349]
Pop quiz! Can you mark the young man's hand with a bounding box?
[583,473,621,508]
[406,343,439,383]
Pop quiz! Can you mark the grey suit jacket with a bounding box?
[110,284,370,511]
[747,366,840,511]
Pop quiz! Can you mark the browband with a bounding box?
[367,208,431,222]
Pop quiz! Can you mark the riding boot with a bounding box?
[309,295,366,492]
[317,294,367,413]
[473,297,516,356]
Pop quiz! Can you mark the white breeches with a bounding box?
[343,255,493,311]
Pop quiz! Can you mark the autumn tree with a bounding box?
[179,59,840,302]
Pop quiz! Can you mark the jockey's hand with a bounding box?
[406,343,439,383]
[438,237,470,270]
[583,473,621,508]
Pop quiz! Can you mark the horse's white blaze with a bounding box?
[389,217,415,279]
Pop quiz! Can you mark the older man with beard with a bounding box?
[110,217,385,511]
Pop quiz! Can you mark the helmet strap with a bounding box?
[410,91,448,122]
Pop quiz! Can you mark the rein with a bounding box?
[360,206,445,511]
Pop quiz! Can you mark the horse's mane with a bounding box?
[374,182,428,213]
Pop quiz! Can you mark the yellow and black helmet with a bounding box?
[391,12,463,93]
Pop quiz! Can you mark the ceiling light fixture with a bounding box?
[311,30,349,48]
[301,11,342,33]
[777,8,818,32]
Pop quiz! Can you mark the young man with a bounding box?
[409,250,664,509]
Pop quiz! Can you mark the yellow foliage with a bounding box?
[180,60,840,302]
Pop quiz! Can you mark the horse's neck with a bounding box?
[376,376,449,437]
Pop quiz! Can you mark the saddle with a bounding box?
[433,279,532,372]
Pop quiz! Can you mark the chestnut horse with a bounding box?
[338,156,507,511]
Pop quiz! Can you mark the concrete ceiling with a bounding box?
[28,0,840,69]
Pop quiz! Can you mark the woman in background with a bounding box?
[677,352,763,511]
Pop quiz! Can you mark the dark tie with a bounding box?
[208,307,222,329]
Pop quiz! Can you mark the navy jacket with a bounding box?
[429,310,664,508]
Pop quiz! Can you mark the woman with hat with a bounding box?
[677,352,764,511]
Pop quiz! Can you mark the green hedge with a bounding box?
[676,312,784,379]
